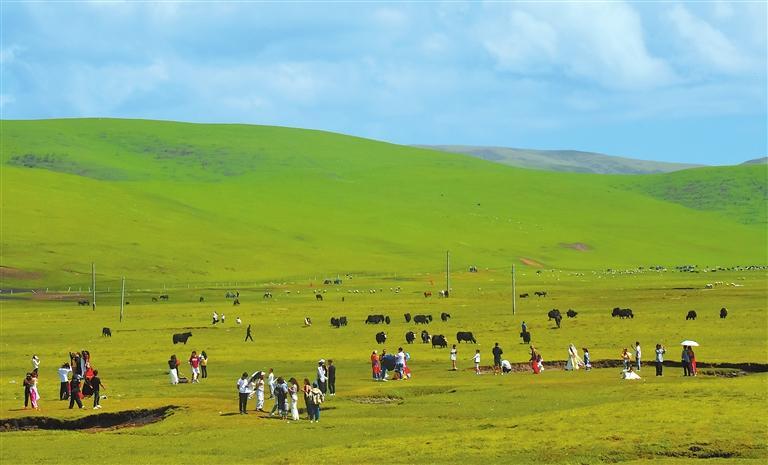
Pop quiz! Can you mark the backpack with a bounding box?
[311,389,324,405]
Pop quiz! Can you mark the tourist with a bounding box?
[69,375,84,409]
[501,359,512,374]
[288,378,300,420]
[492,343,503,375]
[688,346,697,376]
[200,351,208,379]
[189,351,200,383]
[32,354,40,374]
[29,374,40,410]
[244,324,253,342]
[267,368,275,399]
[308,382,324,423]
[472,349,481,375]
[255,372,266,411]
[521,321,527,334]
[57,363,72,400]
[274,377,288,420]
[583,348,592,370]
[395,349,406,380]
[529,346,540,374]
[450,345,458,371]
[380,349,391,381]
[635,341,642,371]
[622,365,641,380]
[682,345,691,376]
[236,372,251,414]
[236,316,242,325]
[371,350,381,381]
[565,344,581,371]
[302,378,312,418]
[655,344,666,376]
[168,355,179,385]
[621,348,631,371]
[89,369,105,409]
[221,314,225,324]
[327,360,336,396]
[317,360,328,393]
[212,311,218,325]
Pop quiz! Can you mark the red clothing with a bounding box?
[189,356,200,368]
[371,354,381,374]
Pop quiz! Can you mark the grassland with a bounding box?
[0,268,766,464]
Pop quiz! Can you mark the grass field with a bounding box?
[1,268,766,464]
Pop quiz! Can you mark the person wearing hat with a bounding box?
[236,372,251,414]
[317,360,328,394]
[69,375,84,409]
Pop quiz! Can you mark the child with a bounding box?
[472,350,481,375]
[450,345,457,371]
[200,351,208,379]
[90,369,105,409]
[188,351,200,383]
[583,348,592,370]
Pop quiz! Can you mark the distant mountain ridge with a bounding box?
[741,157,767,165]
[416,145,704,174]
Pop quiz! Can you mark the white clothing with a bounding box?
[267,373,275,395]
[317,366,327,382]
[237,378,252,394]
[473,353,481,364]
[623,370,641,380]
[395,352,406,366]
[565,345,581,371]
[57,366,72,382]
[635,345,642,359]
[450,349,457,361]
[501,360,512,370]
[256,390,265,409]
[169,368,179,385]
[32,356,40,370]
[236,318,242,324]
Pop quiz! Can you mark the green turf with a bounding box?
[1,119,766,289]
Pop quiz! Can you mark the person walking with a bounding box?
[69,375,84,409]
[635,341,642,371]
[57,363,72,400]
[621,348,631,371]
[655,344,666,376]
[565,344,581,371]
[200,351,208,379]
[521,321,527,334]
[492,343,503,375]
[288,378,300,420]
[450,345,458,371]
[682,346,691,376]
[168,355,179,385]
[89,370,105,409]
[472,349,481,375]
[244,324,253,342]
[189,351,200,383]
[688,346,697,376]
[327,360,336,396]
[237,372,251,414]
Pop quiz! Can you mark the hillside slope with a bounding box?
[417,145,702,174]
[1,119,765,287]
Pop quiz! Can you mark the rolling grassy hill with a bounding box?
[416,145,703,174]
[1,118,765,288]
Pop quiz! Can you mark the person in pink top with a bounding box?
[189,351,200,383]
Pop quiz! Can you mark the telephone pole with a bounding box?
[120,276,126,322]
[91,263,96,311]
[512,264,517,315]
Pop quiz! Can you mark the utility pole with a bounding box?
[91,263,96,311]
[446,250,450,295]
[512,264,517,316]
[120,276,125,322]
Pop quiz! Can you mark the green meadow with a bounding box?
[0,119,766,464]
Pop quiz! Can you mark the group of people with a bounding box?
[235,360,336,422]
[168,350,208,384]
[370,348,412,381]
[23,351,106,411]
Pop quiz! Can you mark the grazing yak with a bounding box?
[439,289,449,298]
[686,310,697,320]
[440,312,451,322]
[102,327,111,337]
[405,331,416,344]
[330,316,348,328]
[424,291,432,298]
[414,315,432,325]
[375,332,387,344]
[520,331,531,344]
[340,316,348,326]
[566,309,578,318]
[159,294,169,301]
[366,314,390,324]
[456,331,477,344]
[77,299,89,306]
[404,313,412,323]
[519,293,529,298]
[316,294,323,301]
[612,307,634,319]
[263,292,273,299]
[199,296,205,303]
[432,334,448,348]
[720,307,728,319]
[233,298,240,306]
[172,332,193,344]
[547,309,562,320]
[420,330,431,343]
[534,291,547,297]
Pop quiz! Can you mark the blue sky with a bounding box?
[1,2,766,165]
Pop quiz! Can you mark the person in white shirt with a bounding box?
[501,359,512,374]
[57,363,72,400]
[267,369,276,399]
[32,355,40,373]
[394,350,406,380]
[317,360,328,392]
[622,366,642,380]
[236,317,242,325]
[237,372,252,414]
[450,345,458,371]
[472,350,481,375]
[212,311,218,325]
[256,373,266,411]
[635,342,642,371]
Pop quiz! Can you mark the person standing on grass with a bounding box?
[655,344,666,376]
[371,350,381,381]
[23,372,33,408]
[288,378,300,420]
[267,368,276,399]
[237,372,251,414]
[473,349,481,375]
[688,346,697,376]
[29,373,40,410]
[501,359,512,374]
[682,346,691,376]
[69,375,84,409]
[583,348,592,371]
[244,324,254,342]
[450,345,458,371]
[275,377,289,420]
[621,348,631,371]
[90,370,105,409]
[327,360,336,396]
[308,382,324,423]
[189,351,200,383]
[57,363,72,400]
[32,355,40,375]
[317,360,328,393]
[200,351,208,379]
[395,349,406,380]
[635,342,642,371]
[492,343,503,375]
[302,378,312,419]
[255,372,266,412]
[168,355,179,385]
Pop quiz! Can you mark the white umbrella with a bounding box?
[680,340,700,346]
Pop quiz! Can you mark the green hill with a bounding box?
[1,119,765,287]
[416,145,702,174]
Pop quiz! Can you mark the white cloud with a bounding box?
[480,10,557,72]
[0,45,22,64]
[0,94,15,108]
[667,5,755,74]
